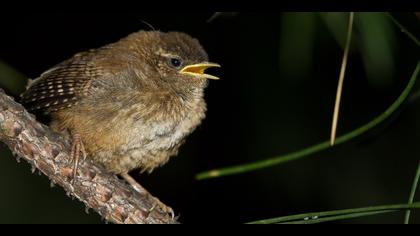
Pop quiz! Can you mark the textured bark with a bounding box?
[0,89,177,224]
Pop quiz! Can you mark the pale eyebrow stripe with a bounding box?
[156,48,179,59]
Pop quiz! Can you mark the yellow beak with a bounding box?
[180,62,221,80]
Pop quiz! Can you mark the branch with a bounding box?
[0,89,178,224]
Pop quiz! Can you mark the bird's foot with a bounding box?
[147,196,175,220]
[120,172,175,219]
[70,133,87,183]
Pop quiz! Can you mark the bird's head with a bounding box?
[128,31,220,90]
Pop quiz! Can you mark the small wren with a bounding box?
[20,30,220,216]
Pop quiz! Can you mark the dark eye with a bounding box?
[170,58,182,68]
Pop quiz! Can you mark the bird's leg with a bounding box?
[70,133,87,183]
[120,172,175,219]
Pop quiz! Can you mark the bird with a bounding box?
[20,30,220,217]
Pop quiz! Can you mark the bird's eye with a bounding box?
[170,58,183,68]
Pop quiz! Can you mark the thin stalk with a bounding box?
[404,162,420,224]
[331,12,355,146]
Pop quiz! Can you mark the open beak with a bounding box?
[180,62,221,80]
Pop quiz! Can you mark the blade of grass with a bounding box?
[393,12,420,104]
[207,12,223,23]
[248,202,420,224]
[207,12,238,23]
[331,12,354,146]
[196,62,420,180]
[197,13,420,180]
[385,13,420,47]
[404,162,420,224]
[283,210,396,224]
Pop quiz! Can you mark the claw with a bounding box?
[120,172,175,219]
[149,196,175,220]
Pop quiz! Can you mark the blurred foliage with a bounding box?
[0,12,419,224]
[356,13,396,89]
[279,12,316,83]
[285,12,397,89]
[196,61,420,180]
[0,60,26,95]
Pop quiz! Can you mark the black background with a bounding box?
[0,11,419,224]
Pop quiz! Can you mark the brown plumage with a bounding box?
[21,31,220,215]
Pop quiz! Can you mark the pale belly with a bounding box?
[92,113,203,174]
[52,94,207,174]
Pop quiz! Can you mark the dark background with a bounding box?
[0,11,419,224]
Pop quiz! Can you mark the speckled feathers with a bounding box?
[21,53,98,113]
[20,30,216,174]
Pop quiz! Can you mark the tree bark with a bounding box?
[0,89,177,224]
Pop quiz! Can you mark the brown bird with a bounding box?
[20,30,220,216]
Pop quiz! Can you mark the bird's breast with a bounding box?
[123,99,207,152]
[55,92,207,173]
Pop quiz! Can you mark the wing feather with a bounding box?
[21,53,99,113]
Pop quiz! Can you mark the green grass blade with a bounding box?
[248,202,420,224]
[196,62,420,180]
[385,13,420,47]
[283,210,396,224]
[404,162,420,224]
